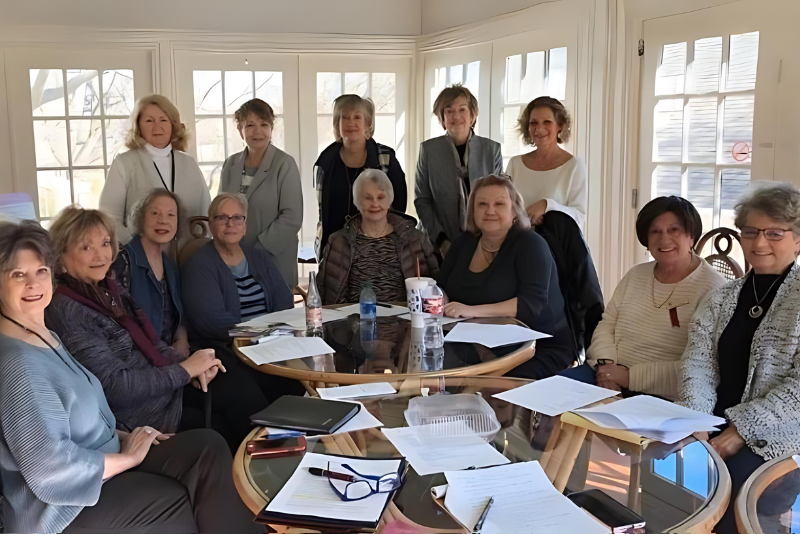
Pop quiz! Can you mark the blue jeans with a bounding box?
[558,363,597,384]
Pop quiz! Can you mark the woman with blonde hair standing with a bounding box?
[100,94,211,244]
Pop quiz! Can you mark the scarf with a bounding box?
[55,274,171,367]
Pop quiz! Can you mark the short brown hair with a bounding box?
[734,183,800,234]
[466,175,531,235]
[332,95,375,142]
[125,94,190,152]
[0,220,54,283]
[635,196,703,248]
[517,96,572,145]
[433,85,478,129]
[49,206,119,271]
[234,98,275,131]
[128,188,185,238]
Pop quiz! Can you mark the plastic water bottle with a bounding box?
[421,283,444,328]
[305,271,323,334]
[360,283,377,320]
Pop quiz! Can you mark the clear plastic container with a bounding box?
[404,393,501,441]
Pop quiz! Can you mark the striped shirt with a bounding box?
[346,231,407,303]
[230,258,269,319]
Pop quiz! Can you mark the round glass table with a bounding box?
[735,454,800,533]
[233,313,535,387]
[233,376,727,533]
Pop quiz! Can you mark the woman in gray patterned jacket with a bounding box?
[680,183,800,533]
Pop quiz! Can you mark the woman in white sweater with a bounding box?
[561,196,725,400]
[100,94,211,244]
[505,97,586,231]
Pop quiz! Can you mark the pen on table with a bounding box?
[375,301,393,309]
[472,496,494,533]
[308,467,356,482]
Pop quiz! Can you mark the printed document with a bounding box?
[237,307,350,330]
[238,336,335,365]
[318,383,397,400]
[492,376,619,416]
[443,323,551,348]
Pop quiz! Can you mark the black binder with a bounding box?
[250,396,361,435]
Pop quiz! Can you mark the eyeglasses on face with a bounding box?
[326,462,402,502]
[212,214,246,226]
[740,226,792,241]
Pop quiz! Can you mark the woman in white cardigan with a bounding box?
[100,94,211,244]
[505,97,586,231]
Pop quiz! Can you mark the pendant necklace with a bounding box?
[749,272,785,319]
[480,239,500,265]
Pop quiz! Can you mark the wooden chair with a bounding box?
[178,216,212,267]
[694,227,749,280]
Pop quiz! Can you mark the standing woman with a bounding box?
[100,94,211,244]
[505,97,587,231]
[415,85,502,257]
[314,94,406,255]
[219,99,302,287]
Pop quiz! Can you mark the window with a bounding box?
[428,61,481,138]
[651,441,714,499]
[500,47,568,167]
[651,32,759,231]
[30,68,134,222]
[191,70,285,197]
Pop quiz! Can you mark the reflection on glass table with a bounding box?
[736,455,800,533]
[234,376,725,533]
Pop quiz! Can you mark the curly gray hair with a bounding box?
[353,169,394,211]
[734,183,800,234]
[127,189,185,239]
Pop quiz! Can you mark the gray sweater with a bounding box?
[45,293,190,433]
[0,333,120,533]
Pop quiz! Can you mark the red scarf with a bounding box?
[55,275,171,367]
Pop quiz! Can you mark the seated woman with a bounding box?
[680,184,800,534]
[318,169,438,305]
[111,189,190,357]
[563,196,724,400]
[438,174,575,379]
[0,220,261,534]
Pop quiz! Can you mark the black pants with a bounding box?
[715,446,766,534]
[63,429,263,534]
[181,341,306,451]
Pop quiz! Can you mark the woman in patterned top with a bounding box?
[318,169,438,305]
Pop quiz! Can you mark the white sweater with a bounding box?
[587,260,725,400]
[505,154,587,231]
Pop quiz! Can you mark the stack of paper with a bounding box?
[317,383,397,400]
[572,395,726,444]
[443,323,551,348]
[442,462,608,534]
[236,307,350,331]
[334,304,410,318]
[238,336,335,365]
[492,376,619,416]
[306,401,383,437]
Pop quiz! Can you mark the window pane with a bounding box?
[194,118,225,162]
[226,117,244,157]
[31,69,65,116]
[430,115,445,139]
[685,97,718,163]
[653,165,682,198]
[520,51,545,104]
[653,453,677,482]
[655,42,687,96]
[653,99,684,162]
[272,116,285,151]
[449,65,463,86]
[225,71,253,114]
[720,168,750,267]
[687,167,715,232]
[374,115,396,149]
[727,32,759,91]
[199,164,222,198]
[33,120,69,167]
[105,119,128,165]
[548,47,568,101]
[317,115,335,155]
[317,73,342,113]
[37,170,71,218]
[73,169,106,210]
[344,72,369,97]
[66,70,100,117]
[193,71,223,115]
[372,73,396,113]
[505,54,522,104]
[70,119,105,166]
[434,67,446,94]
[689,37,722,94]
[720,94,754,164]
[255,71,283,115]
[682,441,710,498]
[465,61,480,100]
[102,70,135,116]
[501,105,522,161]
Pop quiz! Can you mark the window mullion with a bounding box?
[61,70,76,204]
[98,68,109,177]
[221,71,229,160]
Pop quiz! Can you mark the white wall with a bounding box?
[420,0,558,34]
[0,0,423,36]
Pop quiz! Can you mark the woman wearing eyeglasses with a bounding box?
[680,183,800,534]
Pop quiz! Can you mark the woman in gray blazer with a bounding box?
[414,85,502,256]
[219,99,302,287]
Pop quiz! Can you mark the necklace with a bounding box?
[479,238,500,265]
[652,256,696,309]
[362,221,389,238]
[749,270,787,318]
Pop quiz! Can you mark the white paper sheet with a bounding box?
[236,307,350,330]
[572,395,726,444]
[238,336,335,365]
[304,401,384,437]
[492,376,619,416]
[381,425,509,475]
[317,383,397,400]
[265,452,401,523]
[443,462,608,534]
[397,314,466,326]
[443,323,551,348]
[334,304,411,318]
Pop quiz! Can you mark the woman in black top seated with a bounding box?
[438,174,576,378]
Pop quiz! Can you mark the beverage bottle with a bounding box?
[421,283,444,328]
[305,271,323,334]
[360,283,377,320]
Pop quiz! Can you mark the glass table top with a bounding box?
[753,458,800,533]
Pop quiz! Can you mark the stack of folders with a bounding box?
[255,452,406,532]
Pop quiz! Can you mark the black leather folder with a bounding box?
[250,396,361,435]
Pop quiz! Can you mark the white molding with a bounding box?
[0,50,13,194]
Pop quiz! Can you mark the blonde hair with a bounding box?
[209,192,248,219]
[734,183,800,234]
[125,94,190,152]
[517,96,572,145]
[49,206,119,271]
[433,85,479,129]
[332,95,375,142]
[465,175,531,235]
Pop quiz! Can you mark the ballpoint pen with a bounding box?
[375,301,393,308]
[308,467,357,482]
[472,496,494,533]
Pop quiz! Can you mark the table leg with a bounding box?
[553,427,589,493]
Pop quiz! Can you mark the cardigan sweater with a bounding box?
[680,263,800,461]
[0,333,120,533]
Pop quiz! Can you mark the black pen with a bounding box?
[472,496,494,533]
[308,467,356,482]
[376,302,393,309]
